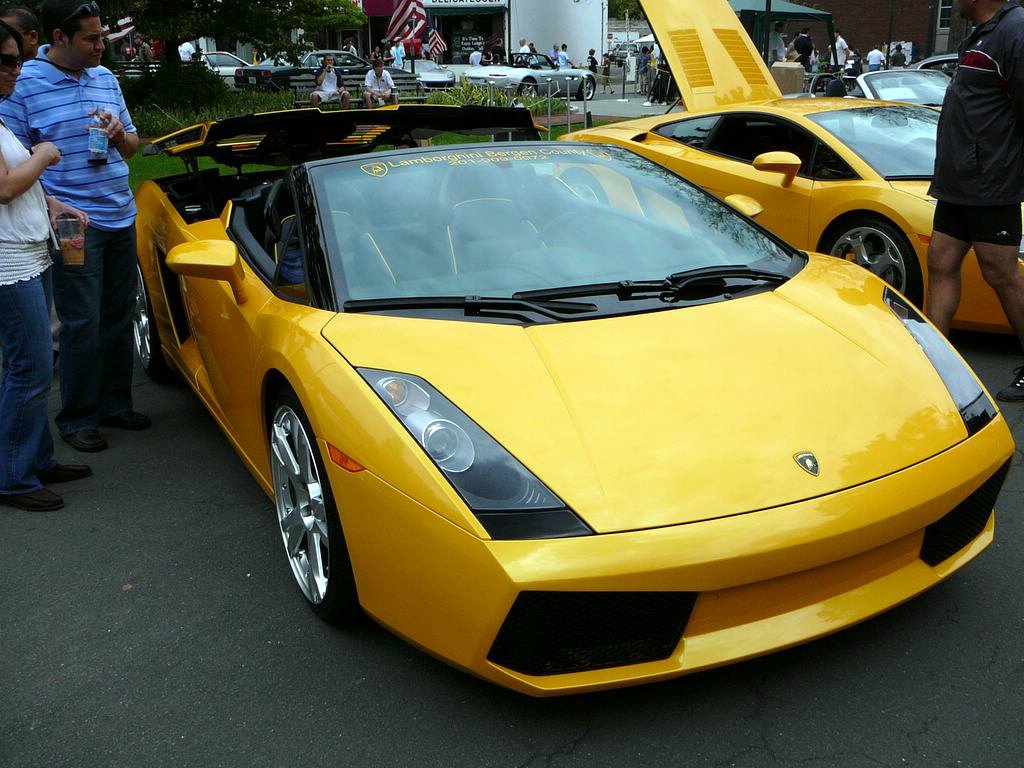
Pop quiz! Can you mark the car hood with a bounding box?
[321,257,969,534]
[638,0,781,110]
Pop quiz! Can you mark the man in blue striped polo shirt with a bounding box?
[0,0,149,452]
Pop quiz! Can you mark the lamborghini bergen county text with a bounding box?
[134,106,1013,696]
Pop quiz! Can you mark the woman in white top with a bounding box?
[0,21,90,511]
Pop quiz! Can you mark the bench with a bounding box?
[291,70,427,109]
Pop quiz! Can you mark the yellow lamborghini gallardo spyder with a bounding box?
[134,105,1012,696]
[567,0,1023,333]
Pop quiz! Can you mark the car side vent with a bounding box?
[920,461,1010,566]
[714,28,770,88]
[488,591,698,676]
[669,29,714,89]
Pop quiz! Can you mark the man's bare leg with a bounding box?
[925,231,971,335]
[975,241,1024,347]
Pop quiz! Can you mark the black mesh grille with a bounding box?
[921,462,1010,566]
[488,591,697,676]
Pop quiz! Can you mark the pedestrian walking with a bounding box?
[865,45,886,71]
[890,44,907,68]
[793,28,813,71]
[0,19,91,510]
[601,51,611,92]
[926,0,1024,401]
[0,0,149,453]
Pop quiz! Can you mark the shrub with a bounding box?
[121,63,229,111]
[427,80,567,115]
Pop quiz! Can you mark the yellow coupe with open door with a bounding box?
[566,0,1023,333]
[134,105,1012,696]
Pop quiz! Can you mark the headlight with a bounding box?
[883,288,996,435]
[360,369,593,540]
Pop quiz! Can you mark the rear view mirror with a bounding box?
[724,194,764,219]
[166,240,249,305]
[752,151,802,187]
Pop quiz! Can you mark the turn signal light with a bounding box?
[327,443,365,472]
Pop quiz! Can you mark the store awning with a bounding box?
[428,7,502,15]
[728,0,832,20]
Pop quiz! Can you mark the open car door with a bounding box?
[639,0,782,110]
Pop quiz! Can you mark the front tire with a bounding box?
[270,389,360,624]
[824,216,924,306]
[518,78,538,98]
[133,263,177,383]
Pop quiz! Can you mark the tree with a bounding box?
[119,0,367,63]
[608,0,642,20]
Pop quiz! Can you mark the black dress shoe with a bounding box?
[37,463,93,484]
[61,428,108,452]
[0,488,64,511]
[99,410,152,431]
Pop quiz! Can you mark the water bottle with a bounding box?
[88,107,108,165]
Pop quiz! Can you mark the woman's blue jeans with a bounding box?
[0,268,58,495]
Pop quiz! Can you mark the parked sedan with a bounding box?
[202,50,247,90]
[234,49,407,91]
[466,52,596,100]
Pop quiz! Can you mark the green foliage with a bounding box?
[127,0,368,63]
[121,63,229,111]
[608,0,642,19]
[426,80,567,116]
[129,90,293,138]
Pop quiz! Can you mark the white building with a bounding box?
[509,0,609,61]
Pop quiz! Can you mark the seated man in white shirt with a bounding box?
[311,54,351,108]
[363,60,397,107]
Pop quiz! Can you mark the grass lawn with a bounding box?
[128,119,612,192]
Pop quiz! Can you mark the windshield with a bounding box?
[808,105,938,178]
[310,144,794,305]
[862,70,949,105]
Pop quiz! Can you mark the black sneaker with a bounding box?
[995,365,1024,403]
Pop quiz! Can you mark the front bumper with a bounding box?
[324,415,1013,696]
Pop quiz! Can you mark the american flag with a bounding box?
[428,24,447,55]
[385,0,427,42]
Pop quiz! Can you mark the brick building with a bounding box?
[793,0,953,61]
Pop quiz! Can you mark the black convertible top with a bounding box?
[151,105,543,167]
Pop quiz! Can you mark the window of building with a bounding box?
[938,0,953,30]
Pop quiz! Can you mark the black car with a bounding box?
[234,49,414,92]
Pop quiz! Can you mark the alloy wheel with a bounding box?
[133,264,151,368]
[271,405,331,604]
[829,225,908,294]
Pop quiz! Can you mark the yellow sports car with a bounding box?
[566,0,1020,333]
[135,105,1012,696]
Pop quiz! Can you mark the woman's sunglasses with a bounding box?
[0,52,22,70]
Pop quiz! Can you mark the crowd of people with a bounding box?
[0,0,144,512]
[769,22,915,75]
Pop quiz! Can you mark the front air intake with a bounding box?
[920,462,1010,566]
[488,591,698,676]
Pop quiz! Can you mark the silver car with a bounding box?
[413,60,456,91]
[466,52,596,100]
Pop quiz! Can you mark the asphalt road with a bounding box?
[2,330,1022,768]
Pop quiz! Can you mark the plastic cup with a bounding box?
[55,214,85,266]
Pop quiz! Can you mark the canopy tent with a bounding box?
[728,0,837,66]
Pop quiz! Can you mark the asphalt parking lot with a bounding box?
[2,330,1022,768]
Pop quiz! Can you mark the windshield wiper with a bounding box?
[515,265,789,303]
[343,295,597,322]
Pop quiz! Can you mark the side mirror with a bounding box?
[166,240,249,305]
[724,194,764,219]
[752,151,802,187]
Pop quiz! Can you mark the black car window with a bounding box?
[705,115,816,173]
[810,141,858,181]
[654,116,721,149]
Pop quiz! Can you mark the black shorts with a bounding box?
[933,201,1022,247]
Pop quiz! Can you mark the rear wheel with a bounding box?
[133,263,177,383]
[576,76,596,101]
[518,78,538,98]
[824,216,924,306]
[269,388,360,624]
